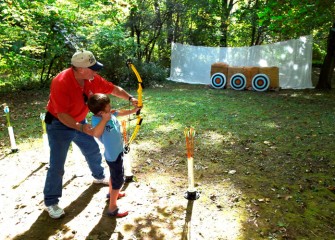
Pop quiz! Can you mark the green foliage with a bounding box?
[231,0,334,51]
[90,26,135,85]
[139,61,168,86]
[0,0,82,89]
[103,60,167,89]
[0,0,334,90]
[0,82,14,93]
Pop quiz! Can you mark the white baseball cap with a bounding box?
[71,50,103,71]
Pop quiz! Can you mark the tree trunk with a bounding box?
[46,55,60,86]
[219,0,236,47]
[250,0,259,46]
[40,44,48,85]
[166,0,174,44]
[316,22,335,89]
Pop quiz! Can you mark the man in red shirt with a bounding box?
[43,50,139,219]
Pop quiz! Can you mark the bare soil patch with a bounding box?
[0,141,244,240]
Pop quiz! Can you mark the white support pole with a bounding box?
[43,133,49,153]
[124,153,133,182]
[8,126,18,152]
[184,127,199,200]
[187,157,196,192]
[40,113,49,162]
[41,133,49,163]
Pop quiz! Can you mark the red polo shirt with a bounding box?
[47,68,115,122]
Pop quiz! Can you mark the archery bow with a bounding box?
[123,59,143,153]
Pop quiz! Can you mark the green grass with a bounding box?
[1,82,335,239]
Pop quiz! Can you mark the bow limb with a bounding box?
[128,115,143,144]
[124,60,144,153]
[129,63,143,113]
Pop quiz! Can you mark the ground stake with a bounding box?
[4,105,18,153]
[40,113,49,162]
[184,127,199,200]
[122,120,134,182]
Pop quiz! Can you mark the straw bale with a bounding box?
[243,66,259,88]
[210,62,229,76]
[227,66,245,88]
[259,66,279,88]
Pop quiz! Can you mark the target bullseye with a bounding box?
[210,73,226,89]
[230,73,246,90]
[252,74,270,92]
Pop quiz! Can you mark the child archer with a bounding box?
[87,93,141,217]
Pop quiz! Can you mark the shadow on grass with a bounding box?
[85,203,118,240]
[85,181,132,240]
[181,200,195,240]
[13,184,104,240]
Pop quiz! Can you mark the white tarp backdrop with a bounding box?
[168,35,313,89]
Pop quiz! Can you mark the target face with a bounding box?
[210,73,226,89]
[252,74,270,92]
[230,73,246,90]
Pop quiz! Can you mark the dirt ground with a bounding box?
[0,141,245,240]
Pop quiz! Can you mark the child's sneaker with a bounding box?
[106,208,128,218]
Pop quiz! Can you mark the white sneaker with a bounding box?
[46,204,65,219]
[93,177,109,185]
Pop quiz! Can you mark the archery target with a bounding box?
[252,74,270,92]
[210,73,226,89]
[230,73,247,90]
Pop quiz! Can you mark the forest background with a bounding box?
[0,0,334,92]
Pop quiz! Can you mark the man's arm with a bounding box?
[57,113,85,132]
[116,107,141,117]
[57,112,107,137]
[111,85,138,107]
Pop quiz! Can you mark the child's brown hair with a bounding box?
[87,93,110,115]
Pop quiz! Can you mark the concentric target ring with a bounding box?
[210,72,226,89]
[230,73,246,90]
[252,74,270,92]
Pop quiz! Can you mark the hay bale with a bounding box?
[227,66,245,88]
[210,62,229,77]
[243,67,259,89]
[259,67,279,89]
[211,62,229,68]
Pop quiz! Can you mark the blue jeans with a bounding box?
[43,119,105,206]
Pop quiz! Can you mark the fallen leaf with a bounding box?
[285,195,293,200]
[327,186,335,193]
